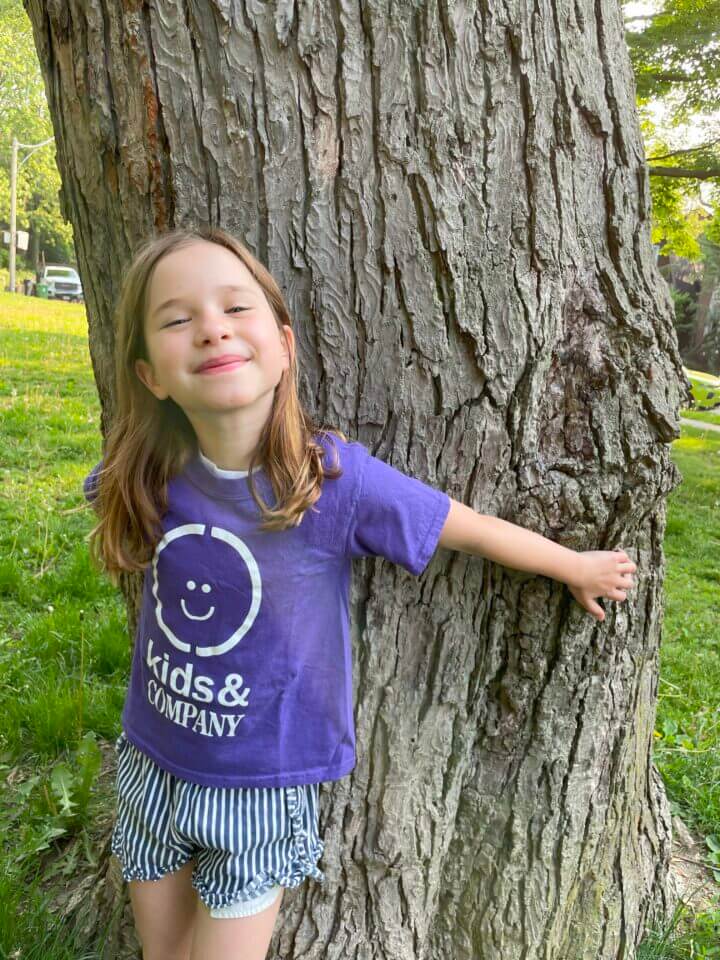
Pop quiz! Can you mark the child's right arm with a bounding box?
[438,497,636,622]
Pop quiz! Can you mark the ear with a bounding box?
[281,325,295,369]
[135,358,169,400]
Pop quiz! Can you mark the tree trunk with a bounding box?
[24,0,690,956]
[689,275,712,366]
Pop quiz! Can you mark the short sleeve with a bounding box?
[344,445,451,576]
[83,460,104,504]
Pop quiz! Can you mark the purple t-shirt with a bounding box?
[83,433,450,788]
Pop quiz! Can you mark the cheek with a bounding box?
[154,340,184,367]
[268,346,289,376]
[256,335,286,369]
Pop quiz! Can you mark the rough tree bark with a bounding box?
[24,0,690,957]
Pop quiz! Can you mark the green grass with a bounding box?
[681,407,720,427]
[0,292,127,958]
[638,420,720,957]
[660,440,720,835]
[0,289,718,956]
[684,370,720,427]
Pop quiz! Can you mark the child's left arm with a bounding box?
[438,498,637,622]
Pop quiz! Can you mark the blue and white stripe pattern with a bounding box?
[111,732,325,918]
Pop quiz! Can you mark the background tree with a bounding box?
[7,0,720,280]
[622,0,720,370]
[23,1,691,957]
[624,0,720,128]
[0,0,74,273]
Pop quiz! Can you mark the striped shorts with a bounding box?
[110,731,325,919]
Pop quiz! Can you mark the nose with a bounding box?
[194,309,233,344]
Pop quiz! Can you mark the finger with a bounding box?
[609,589,627,601]
[588,601,605,621]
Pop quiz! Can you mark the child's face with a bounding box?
[136,240,294,419]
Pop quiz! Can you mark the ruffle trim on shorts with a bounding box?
[110,733,325,909]
[193,784,326,911]
[284,784,326,889]
[110,733,194,883]
[110,732,196,883]
[111,838,195,884]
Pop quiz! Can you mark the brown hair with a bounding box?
[86,225,346,584]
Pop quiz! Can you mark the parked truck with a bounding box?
[38,264,84,303]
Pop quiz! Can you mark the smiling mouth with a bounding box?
[181,598,215,621]
[196,359,249,374]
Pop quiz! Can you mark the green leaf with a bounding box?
[50,761,77,816]
[705,833,720,853]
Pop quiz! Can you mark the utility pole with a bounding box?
[7,135,54,293]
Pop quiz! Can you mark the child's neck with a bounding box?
[198,447,260,476]
[194,431,259,472]
[189,410,268,472]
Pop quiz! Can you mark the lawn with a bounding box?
[0,291,718,957]
[682,367,720,428]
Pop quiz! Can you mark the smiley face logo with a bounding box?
[181,580,215,621]
[151,523,261,657]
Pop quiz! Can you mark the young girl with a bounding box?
[83,225,636,960]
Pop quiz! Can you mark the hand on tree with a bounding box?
[567,550,637,622]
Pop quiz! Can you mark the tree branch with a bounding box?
[646,138,720,162]
[648,165,720,180]
[639,71,697,83]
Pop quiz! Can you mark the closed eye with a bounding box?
[164,306,248,328]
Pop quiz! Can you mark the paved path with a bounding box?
[680,417,720,434]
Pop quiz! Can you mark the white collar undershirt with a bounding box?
[198,448,260,479]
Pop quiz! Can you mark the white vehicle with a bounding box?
[40,264,84,303]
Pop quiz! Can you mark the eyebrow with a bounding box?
[152,284,256,318]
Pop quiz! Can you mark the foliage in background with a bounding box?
[643,141,715,262]
[671,287,699,346]
[1,0,720,272]
[0,0,73,266]
[623,0,720,119]
[623,0,720,260]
